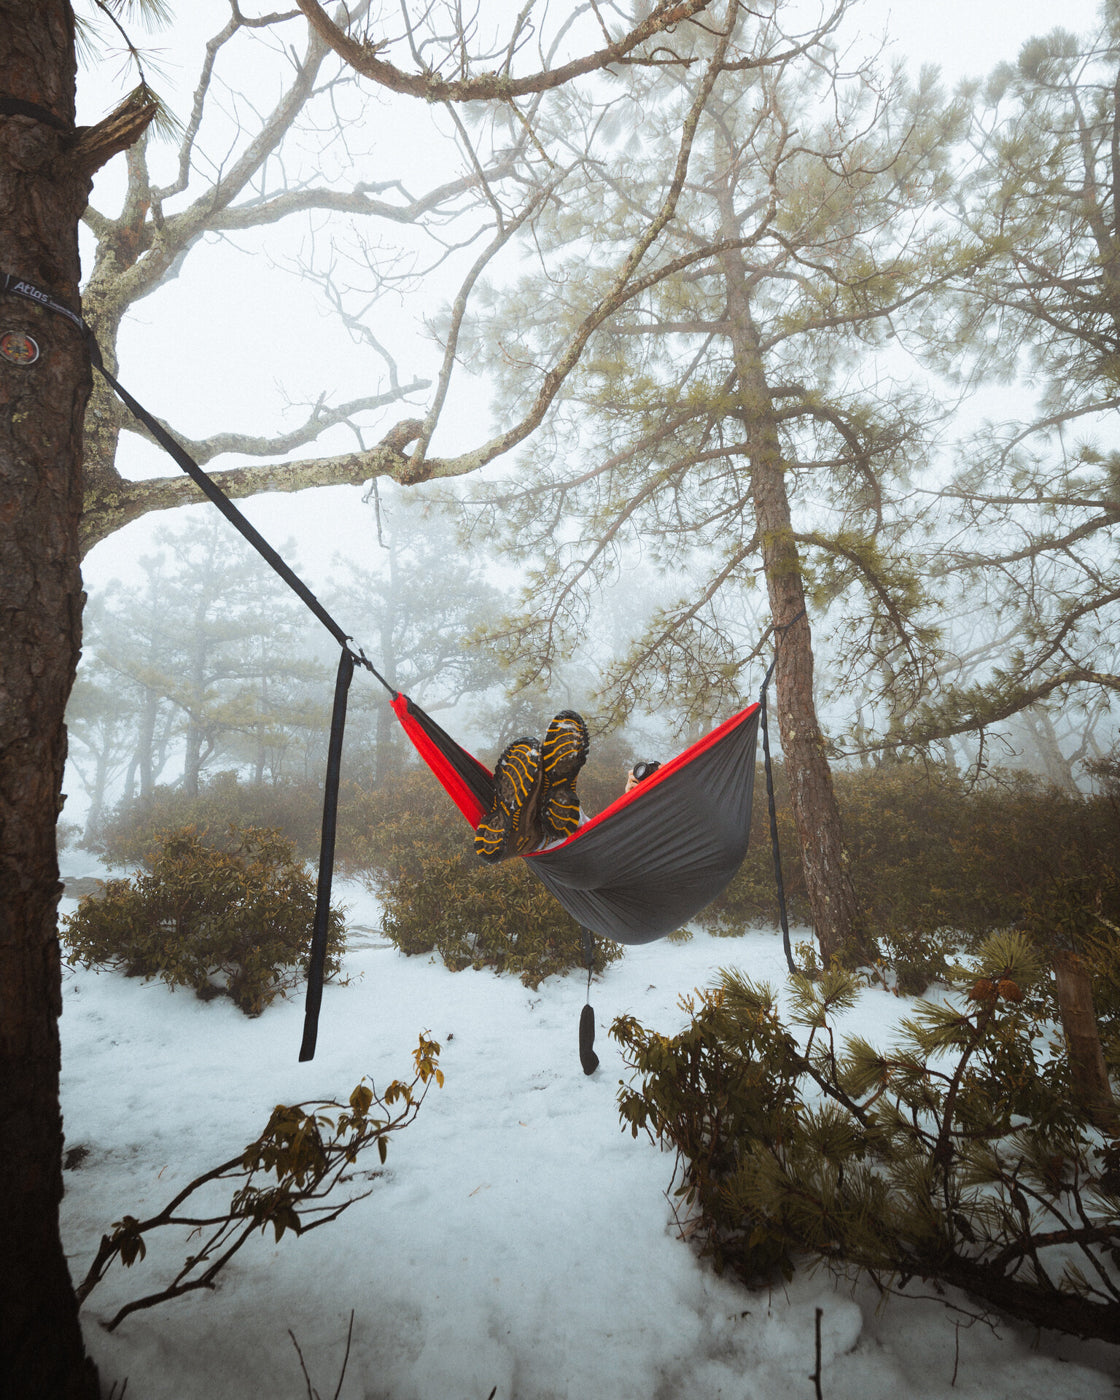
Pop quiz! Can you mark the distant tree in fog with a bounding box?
[326,488,507,784]
[910,5,1120,763]
[65,661,138,843]
[72,518,328,801]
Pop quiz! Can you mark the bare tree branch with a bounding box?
[293,0,716,101]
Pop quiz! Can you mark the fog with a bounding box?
[40,7,1120,1394]
[72,0,1113,821]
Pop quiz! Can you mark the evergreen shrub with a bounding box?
[351,766,623,987]
[63,824,346,1015]
[91,772,327,867]
[613,932,1120,1342]
[702,762,1120,989]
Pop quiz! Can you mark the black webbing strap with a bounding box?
[759,609,805,977]
[0,97,73,132]
[1,271,391,1059]
[0,271,393,676]
[299,648,354,1060]
[578,926,599,1075]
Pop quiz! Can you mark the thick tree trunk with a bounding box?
[0,4,101,1395]
[717,227,870,967]
[1052,949,1120,1135]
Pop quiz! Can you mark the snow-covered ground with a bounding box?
[58,870,1118,1400]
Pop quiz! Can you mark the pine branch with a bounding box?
[72,87,159,175]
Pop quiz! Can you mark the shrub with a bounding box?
[1075,914,1120,1081]
[352,766,623,987]
[62,824,346,1015]
[701,761,1120,990]
[90,772,327,867]
[613,933,1120,1342]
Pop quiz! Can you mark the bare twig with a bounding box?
[288,1310,355,1400]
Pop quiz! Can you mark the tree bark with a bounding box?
[1052,948,1120,1136]
[0,4,102,1395]
[716,215,870,966]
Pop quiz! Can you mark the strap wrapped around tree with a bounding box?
[392,693,761,945]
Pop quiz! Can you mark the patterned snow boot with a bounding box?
[474,738,545,863]
[539,710,589,843]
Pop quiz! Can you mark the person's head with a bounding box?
[625,759,661,792]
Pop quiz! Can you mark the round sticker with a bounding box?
[0,331,40,365]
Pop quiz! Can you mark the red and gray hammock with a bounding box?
[7,269,785,1070]
[392,693,765,1074]
[393,693,761,944]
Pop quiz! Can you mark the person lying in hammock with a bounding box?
[474,711,660,863]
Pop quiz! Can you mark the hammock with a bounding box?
[392,693,761,945]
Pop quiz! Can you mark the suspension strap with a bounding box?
[0,97,74,132]
[2,272,394,1059]
[300,648,355,1060]
[758,609,805,976]
[578,926,599,1075]
[1,272,395,686]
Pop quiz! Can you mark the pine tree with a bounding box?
[461,6,968,962]
[910,5,1120,752]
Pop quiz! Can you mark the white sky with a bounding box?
[850,0,1104,79]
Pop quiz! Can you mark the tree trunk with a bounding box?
[136,684,159,800]
[0,4,101,1395]
[182,595,210,797]
[717,217,871,967]
[1022,708,1077,795]
[183,712,204,798]
[81,743,111,845]
[1052,948,1120,1136]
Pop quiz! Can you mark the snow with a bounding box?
[58,873,1117,1399]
